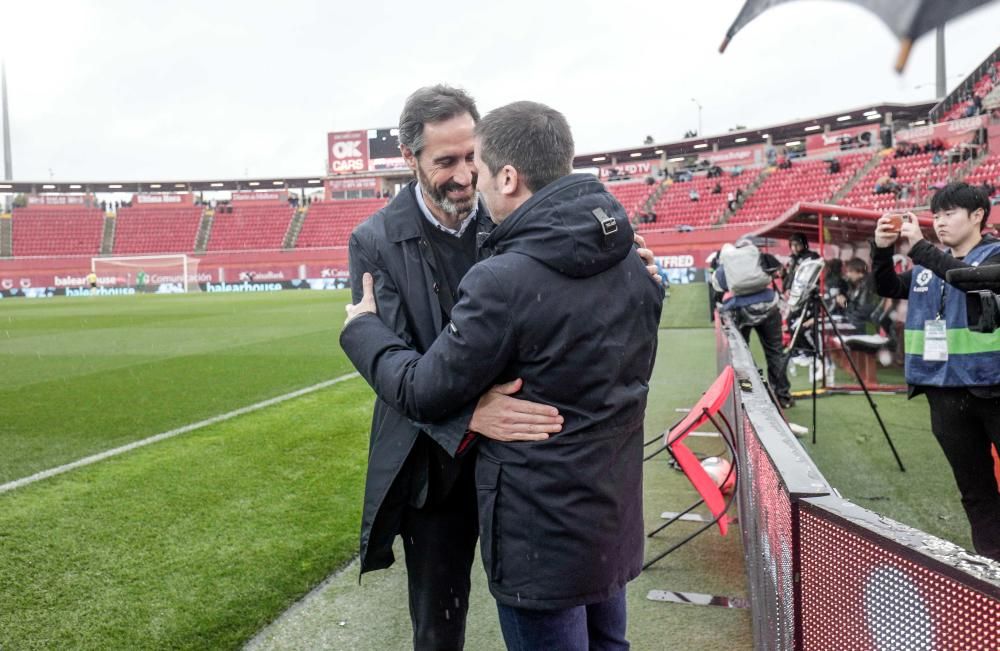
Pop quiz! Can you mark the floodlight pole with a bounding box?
[935,26,947,99]
[2,61,12,213]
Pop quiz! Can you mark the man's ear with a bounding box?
[401,145,418,172]
[500,165,519,197]
[971,207,986,230]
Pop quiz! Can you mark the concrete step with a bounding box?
[194,209,213,253]
[0,213,11,257]
[282,207,307,250]
[100,213,116,255]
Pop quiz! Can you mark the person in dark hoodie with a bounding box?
[341,101,664,650]
[783,232,821,294]
[344,85,570,650]
[872,183,1000,561]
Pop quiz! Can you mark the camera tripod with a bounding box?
[786,289,906,472]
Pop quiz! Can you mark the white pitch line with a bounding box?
[0,372,360,495]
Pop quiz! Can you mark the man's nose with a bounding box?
[453,161,475,187]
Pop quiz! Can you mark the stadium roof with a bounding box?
[572,100,936,170]
[0,176,328,194]
[0,100,940,194]
[747,201,935,246]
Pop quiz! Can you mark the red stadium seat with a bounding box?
[729,153,869,226]
[206,202,295,252]
[295,198,389,248]
[839,151,950,213]
[963,152,1000,200]
[11,206,105,257]
[114,205,204,254]
[641,174,740,230]
[603,180,657,217]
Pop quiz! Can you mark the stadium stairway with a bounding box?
[282,208,307,250]
[717,166,772,225]
[205,204,296,252]
[647,174,748,228]
[955,146,991,182]
[983,83,1000,112]
[100,213,116,256]
[727,153,870,225]
[841,151,956,212]
[604,180,658,220]
[830,150,883,204]
[640,180,669,216]
[194,210,213,253]
[0,214,11,258]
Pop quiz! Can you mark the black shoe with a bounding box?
[778,396,795,409]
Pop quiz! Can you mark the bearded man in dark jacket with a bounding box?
[342,101,663,650]
[346,85,566,651]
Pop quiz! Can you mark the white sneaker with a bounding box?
[787,422,809,438]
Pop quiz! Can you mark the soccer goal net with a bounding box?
[92,254,201,293]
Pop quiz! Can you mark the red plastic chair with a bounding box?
[643,365,737,570]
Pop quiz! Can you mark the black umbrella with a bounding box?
[720,0,998,71]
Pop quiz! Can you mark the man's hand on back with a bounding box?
[345,272,377,325]
[470,378,563,442]
[634,233,661,284]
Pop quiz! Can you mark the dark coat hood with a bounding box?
[482,173,635,278]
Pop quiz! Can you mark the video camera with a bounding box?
[946,265,1000,333]
[784,259,824,314]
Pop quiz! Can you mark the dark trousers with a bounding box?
[496,587,629,651]
[400,457,479,651]
[740,308,792,402]
[924,387,1000,561]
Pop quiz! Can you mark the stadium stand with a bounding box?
[205,202,295,252]
[113,204,204,255]
[641,174,746,229]
[964,151,1000,199]
[939,61,999,122]
[295,198,388,248]
[11,206,105,257]
[729,153,870,224]
[603,180,656,217]
[839,151,950,213]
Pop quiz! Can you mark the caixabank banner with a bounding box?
[0,278,351,299]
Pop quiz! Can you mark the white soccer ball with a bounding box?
[700,456,735,494]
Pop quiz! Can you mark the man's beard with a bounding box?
[416,164,477,219]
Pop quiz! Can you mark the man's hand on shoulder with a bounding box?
[470,378,563,442]
[634,233,661,285]
[345,272,377,325]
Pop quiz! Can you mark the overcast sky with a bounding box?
[3,0,999,181]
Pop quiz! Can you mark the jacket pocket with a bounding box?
[476,457,502,583]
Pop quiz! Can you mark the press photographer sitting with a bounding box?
[838,258,879,333]
[872,182,1000,561]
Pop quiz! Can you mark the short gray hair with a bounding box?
[398,85,479,157]
[474,101,574,193]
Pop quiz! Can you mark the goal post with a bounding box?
[91,254,200,293]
